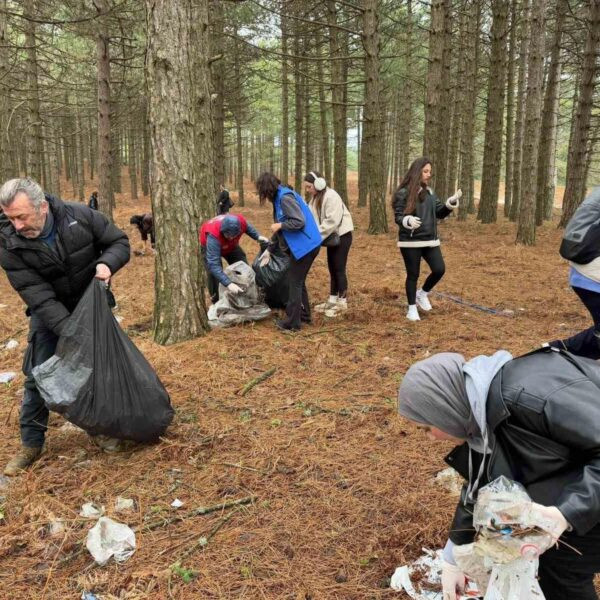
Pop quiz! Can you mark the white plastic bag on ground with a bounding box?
[208,261,271,328]
[86,516,136,565]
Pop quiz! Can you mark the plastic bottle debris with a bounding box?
[86,516,136,565]
[390,548,481,599]
[4,339,18,350]
[171,498,184,509]
[0,372,16,384]
[114,497,135,512]
[80,502,105,519]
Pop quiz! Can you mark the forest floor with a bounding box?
[0,172,594,599]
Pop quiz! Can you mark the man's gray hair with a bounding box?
[0,178,45,209]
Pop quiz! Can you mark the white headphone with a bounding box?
[309,171,327,192]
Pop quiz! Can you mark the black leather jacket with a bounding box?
[447,348,600,545]
[392,186,451,244]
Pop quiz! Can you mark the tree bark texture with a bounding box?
[24,0,42,182]
[146,0,214,344]
[503,0,518,217]
[210,0,225,189]
[362,0,387,234]
[536,0,566,223]
[280,8,289,185]
[559,0,600,227]
[478,0,509,224]
[516,0,546,245]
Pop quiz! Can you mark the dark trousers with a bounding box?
[400,245,446,305]
[282,246,320,329]
[551,286,600,359]
[327,232,352,297]
[203,246,248,303]
[21,315,58,448]
[538,524,600,599]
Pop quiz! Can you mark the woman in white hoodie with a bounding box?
[304,171,354,316]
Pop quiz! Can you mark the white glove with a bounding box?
[527,503,570,543]
[258,235,270,244]
[259,249,271,267]
[227,283,243,294]
[402,215,422,230]
[446,189,462,209]
[441,560,466,600]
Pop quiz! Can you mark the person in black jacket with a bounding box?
[0,178,130,475]
[392,157,461,321]
[130,213,155,252]
[398,347,600,600]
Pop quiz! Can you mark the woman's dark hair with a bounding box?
[256,172,281,205]
[304,171,326,219]
[395,157,432,215]
[129,215,143,226]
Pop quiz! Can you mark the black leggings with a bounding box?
[282,246,320,329]
[551,286,600,359]
[400,246,445,305]
[327,232,352,297]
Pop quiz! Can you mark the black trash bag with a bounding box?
[32,280,174,442]
[252,243,290,309]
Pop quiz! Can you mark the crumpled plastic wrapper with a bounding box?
[454,476,549,599]
[86,516,136,565]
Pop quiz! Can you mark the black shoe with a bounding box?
[275,319,300,332]
[301,315,312,324]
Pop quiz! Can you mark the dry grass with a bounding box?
[0,171,592,599]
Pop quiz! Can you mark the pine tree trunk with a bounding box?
[423,0,445,169]
[559,0,600,227]
[293,16,304,191]
[0,0,7,182]
[362,0,387,234]
[236,118,244,205]
[146,0,214,344]
[128,123,138,200]
[398,0,413,177]
[478,0,509,223]
[536,0,566,223]
[281,8,289,185]
[210,0,225,189]
[24,0,42,181]
[509,0,531,222]
[141,100,150,196]
[94,0,113,218]
[327,1,348,202]
[316,29,331,183]
[458,0,482,221]
[76,111,85,201]
[516,0,546,245]
[503,0,518,217]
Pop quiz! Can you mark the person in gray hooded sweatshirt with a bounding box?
[397,347,600,600]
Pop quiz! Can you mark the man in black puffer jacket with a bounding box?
[0,178,130,475]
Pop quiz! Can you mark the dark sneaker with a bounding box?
[4,445,43,476]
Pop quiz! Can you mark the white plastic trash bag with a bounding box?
[86,516,136,565]
[208,261,271,328]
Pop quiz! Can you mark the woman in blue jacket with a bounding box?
[256,172,321,331]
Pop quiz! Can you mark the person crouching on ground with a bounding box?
[397,347,600,600]
[129,213,155,254]
[304,171,354,318]
[255,172,321,331]
[199,213,269,304]
[392,157,461,321]
[216,185,234,215]
[0,177,130,475]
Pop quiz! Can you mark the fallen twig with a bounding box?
[237,367,276,396]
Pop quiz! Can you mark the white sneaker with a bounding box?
[416,289,432,311]
[336,297,348,311]
[315,295,339,313]
[406,304,420,321]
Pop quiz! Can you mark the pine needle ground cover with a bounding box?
[0,175,594,598]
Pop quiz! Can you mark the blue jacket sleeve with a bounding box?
[205,234,231,287]
[245,221,260,241]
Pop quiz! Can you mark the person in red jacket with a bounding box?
[199,213,268,303]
